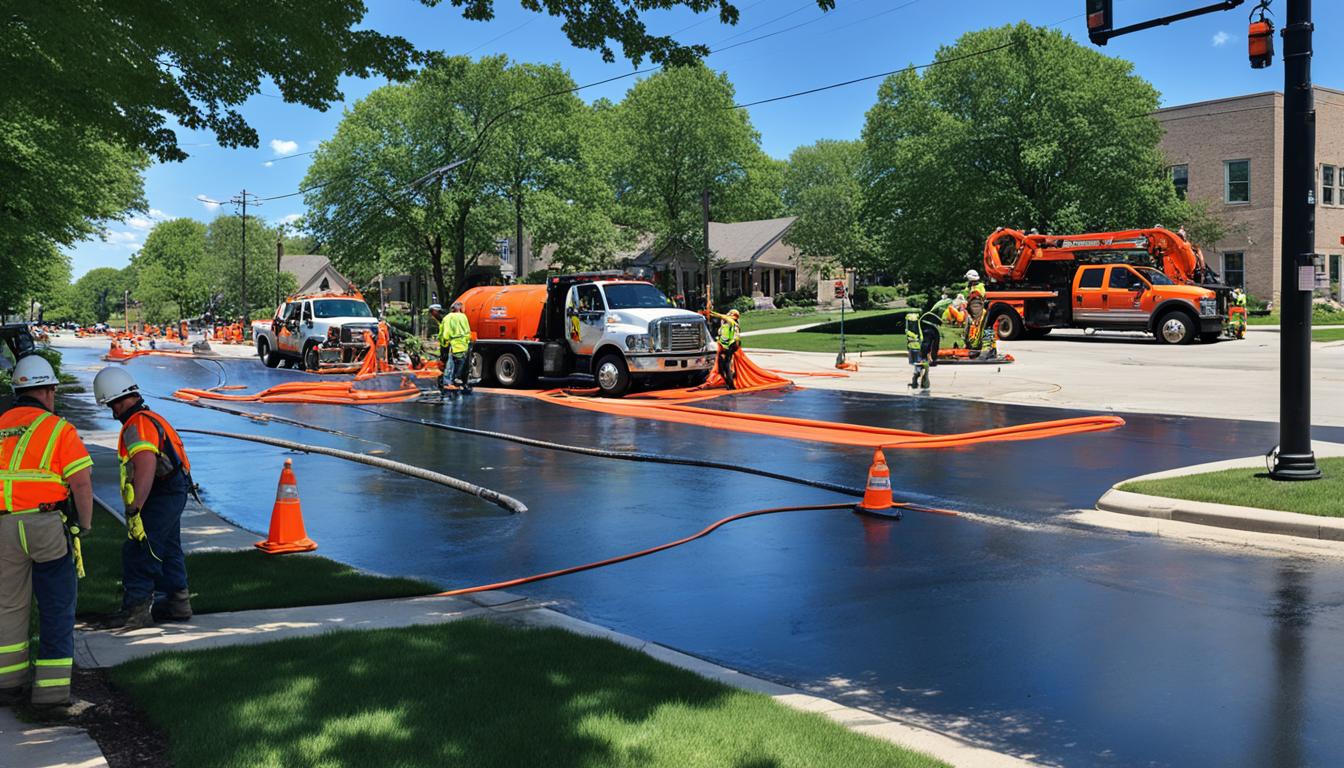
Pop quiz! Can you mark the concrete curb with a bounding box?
[1095,441,1344,541]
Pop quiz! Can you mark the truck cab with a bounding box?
[252,293,379,370]
[458,274,715,396]
[1069,264,1222,343]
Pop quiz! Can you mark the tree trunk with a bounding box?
[515,191,524,281]
[428,234,446,308]
[452,205,471,298]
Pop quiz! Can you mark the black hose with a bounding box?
[354,405,865,497]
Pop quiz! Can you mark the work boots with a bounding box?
[153,589,193,622]
[920,368,931,390]
[99,598,154,630]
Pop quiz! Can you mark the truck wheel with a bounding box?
[1156,311,1196,345]
[257,337,280,368]
[991,308,1024,341]
[493,351,533,388]
[470,350,493,386]
[594,353,631,397]
[302,342,321,371]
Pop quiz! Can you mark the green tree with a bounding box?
[782,140,873,277]
[0,117,146,317]
[204,215,294,320]
[612,64,771,263]
[70,267,131,324]
[134,219,211,324]
[861,23,1187,288]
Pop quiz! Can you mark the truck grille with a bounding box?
[340,324,379,344]
[651,317,707,352]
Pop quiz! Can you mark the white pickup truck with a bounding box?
[252,293,380,370]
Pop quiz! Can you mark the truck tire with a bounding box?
[990,308,1024,341]
[1155,311,1196,345]
[257,337,280,368]
[594,352,631,397]
[470,350,494,386]
[493,350,533,388]
[302,342,321,371]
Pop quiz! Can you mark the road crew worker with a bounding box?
[1231,288,1248,339]
[965,269,987,300]
[93,367,194,629]
[905,311,930,391]
[716,309,742,390]
[963,295,998,360]
[433,301,474,396]
[0,355,93,711]
[920,296,954,368]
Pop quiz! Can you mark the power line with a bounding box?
[710,0,868,56]
[730,40,1017,109]
[463,15,538,55]
[667,0,768,37]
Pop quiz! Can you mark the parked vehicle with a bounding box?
[252,292,380,370]
[455,273,716,396]
[981,228,1233,344]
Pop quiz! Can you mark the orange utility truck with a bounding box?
[456,272,716,396]
[981,227,1234,344]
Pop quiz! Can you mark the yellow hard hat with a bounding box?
[728,309,740,318]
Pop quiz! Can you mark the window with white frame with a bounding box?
[1225,160,1250,203]
[1169,164,1189,200]
[1324,164,1336,206]
[1223,252,1245,288]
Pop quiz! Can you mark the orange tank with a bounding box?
[456,284,549,342]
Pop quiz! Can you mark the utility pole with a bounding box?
[1271,0,1321,479]
[229,190,261,337]
[275,236,284,309]
[701,189,711,310]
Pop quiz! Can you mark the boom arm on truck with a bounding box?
[984,227,1214,286]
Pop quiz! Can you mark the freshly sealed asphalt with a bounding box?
[59,347,1344,767]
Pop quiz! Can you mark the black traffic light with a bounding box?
[1087,0,1114,45]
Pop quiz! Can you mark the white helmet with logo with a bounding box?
[965,269,980,282]
[12,355,58,391]
[93,366,140,405]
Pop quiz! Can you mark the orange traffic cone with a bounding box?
[255,458,318,554]
[855,448,895,514]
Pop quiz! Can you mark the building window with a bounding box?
[1170,164,1189,200]
[1324,164,1336,206]
[1225,160,1250,203]
[1223,252,1245,289]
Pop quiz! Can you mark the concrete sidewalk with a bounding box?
[0,709,106,768]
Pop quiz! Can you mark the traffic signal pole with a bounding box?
[1271,0,1321,479]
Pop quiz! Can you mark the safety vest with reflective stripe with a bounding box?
[117,408,191,507]
[439,312,472,355]
[718,319,739,346]
[0,407,87,513]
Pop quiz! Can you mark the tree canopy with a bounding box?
[861,23,1191,288]
[782,139,873,277]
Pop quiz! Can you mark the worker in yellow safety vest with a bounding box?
[0,355,94,712]
[715,309,741,389]
[965,269,987,300]
[433,302,474,396]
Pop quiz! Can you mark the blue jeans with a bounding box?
[451,353,471,393]
[122,472,189,608]
[33,543,76,667]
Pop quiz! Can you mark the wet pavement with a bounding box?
[55,346,1344,767]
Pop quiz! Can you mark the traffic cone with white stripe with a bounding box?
[855,449,896,515]
[255,458,318,554]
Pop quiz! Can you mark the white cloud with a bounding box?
[127,216,153,230]
[269,138,299,156]
[196,194,221,211]
[105,231,140,249]
[263,161,275,168]
[1213,31,1230,47]
[279,213,303,226]
[149,208,170,220]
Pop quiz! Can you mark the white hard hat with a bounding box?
[12,355,58,391]
[428,304,443,312]
[93,366,140,406]
[965,269,980,281]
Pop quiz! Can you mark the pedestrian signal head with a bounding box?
[1248,9,1274,69]
[93,366,140,405]
[1086,0,1113,46]
[12,355,58,391]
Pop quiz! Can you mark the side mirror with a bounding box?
[1130,283,1144,292]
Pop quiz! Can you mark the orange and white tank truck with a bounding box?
[456,272,716,396]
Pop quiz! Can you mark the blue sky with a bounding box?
[68,0,1344,278]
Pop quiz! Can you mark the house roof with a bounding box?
[710,216,797,269]
[623,217,799,270]
[280,254,348,293]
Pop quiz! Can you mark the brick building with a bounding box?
[1157,86,1344,303]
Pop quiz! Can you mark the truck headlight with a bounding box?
[625,334,653,352]
[1200,298,1218,317]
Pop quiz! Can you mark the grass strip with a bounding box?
[1249,312,1344,326]
[1119,457,1344,518]
[111,620,945,768]
[737,308,891,332]
[1312,327,1344,342]
[748,332,908,354]
[77,509,437,615]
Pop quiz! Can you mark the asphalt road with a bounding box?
[57,346,1344,767]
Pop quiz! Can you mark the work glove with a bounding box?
[126,509,147,542]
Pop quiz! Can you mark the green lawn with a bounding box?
[1312,327,1344,342]
[112,620,945,768]
[1249,311,1344,325]
[77,509,438,616]
[748,332,908,354]
[737,308,891,332]
[1119,457,1344,518]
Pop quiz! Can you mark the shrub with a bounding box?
[904,293,927,310]
[731,296,756,314]
[866,285,902,304]
[773,290,815,309]
[850,286,871,310]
